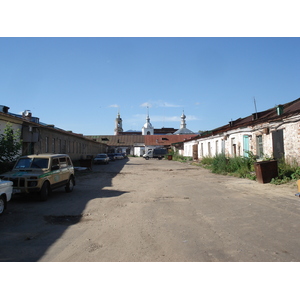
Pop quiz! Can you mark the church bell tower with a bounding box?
[114,111,123,135]
[142,107,154,135]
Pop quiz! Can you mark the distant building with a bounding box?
[113,109,195,136]
[87,109,196,155]
[142,109,154,135]
[114,112,123,135]
[173,111,195,135]
[183,97,300,164]
[0,106,106,161]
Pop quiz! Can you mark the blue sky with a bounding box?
[1,1,299,295]
[1,37,300,135]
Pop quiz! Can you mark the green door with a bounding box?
[243,135,249,157]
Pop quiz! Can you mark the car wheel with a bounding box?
[65,176,75,193]
[145,156,149,160]
[0,196,6,215]
[40,181,50,202]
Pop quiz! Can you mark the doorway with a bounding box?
[272,129,284,160]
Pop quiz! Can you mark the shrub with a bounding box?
[199,156,214,168]
[0,123,22,173]
[270,158,300,185]
[0,123,22,163]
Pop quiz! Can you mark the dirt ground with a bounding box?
[1,156,300,262]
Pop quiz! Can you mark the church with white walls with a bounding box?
[114,110,194,136]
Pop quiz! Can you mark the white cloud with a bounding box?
[130,113,199,123]
[186,115,199,121]
[109,104,119,108]
[140,100,183,108]
[140,102,152,108]
[155,115,180,122]
[158,101,182,108]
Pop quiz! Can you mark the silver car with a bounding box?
[94,154,109,164]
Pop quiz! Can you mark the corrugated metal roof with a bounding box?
[86,134,198,147]
[192,97,300,140]
[145,134,197,146]
[223,98,300,130]
[86,135,145,146]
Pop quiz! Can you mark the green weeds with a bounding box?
[196,153,300,185]
[166,150,193,163]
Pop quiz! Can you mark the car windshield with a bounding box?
[15,158,49,169]
[97,155,106,158]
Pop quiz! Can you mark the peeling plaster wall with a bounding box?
[184,115,300,165]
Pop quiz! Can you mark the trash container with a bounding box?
[79,158,93,170]
[254,160,278,183]
[168,155,173,160]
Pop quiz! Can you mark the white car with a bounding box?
[114,153,124,160]
[94,154,109,164]
[0,179,13,215]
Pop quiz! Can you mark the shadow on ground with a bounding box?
[0,158,129,262]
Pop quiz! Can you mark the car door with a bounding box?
[59,156,69,185]
[51,158,62,188]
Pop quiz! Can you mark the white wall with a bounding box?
[134,146,145,157]
[184,115,300,166]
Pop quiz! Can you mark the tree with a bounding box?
[0,123,22,163]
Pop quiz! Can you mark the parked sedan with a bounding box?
[114,153,124,160]
[94,154,109,164]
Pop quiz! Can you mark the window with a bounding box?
[221,139,225,154]
[215,140,219,155]
[67,157,72,166]
[256,135,263,158]
[63,140,66,153]
[46,137,49,153]
[59,157,67,168]
[15,158,32,169]
[52,138,56,153]
[15,158,49,169]
[52,158,59,169]
[31,158,49,169]
[231,138,236,157]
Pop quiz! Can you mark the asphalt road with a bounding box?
[1,157,300,262]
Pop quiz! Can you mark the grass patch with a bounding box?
[166,150,193,163]
[197,154,256,180]
[196,154,300,184]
